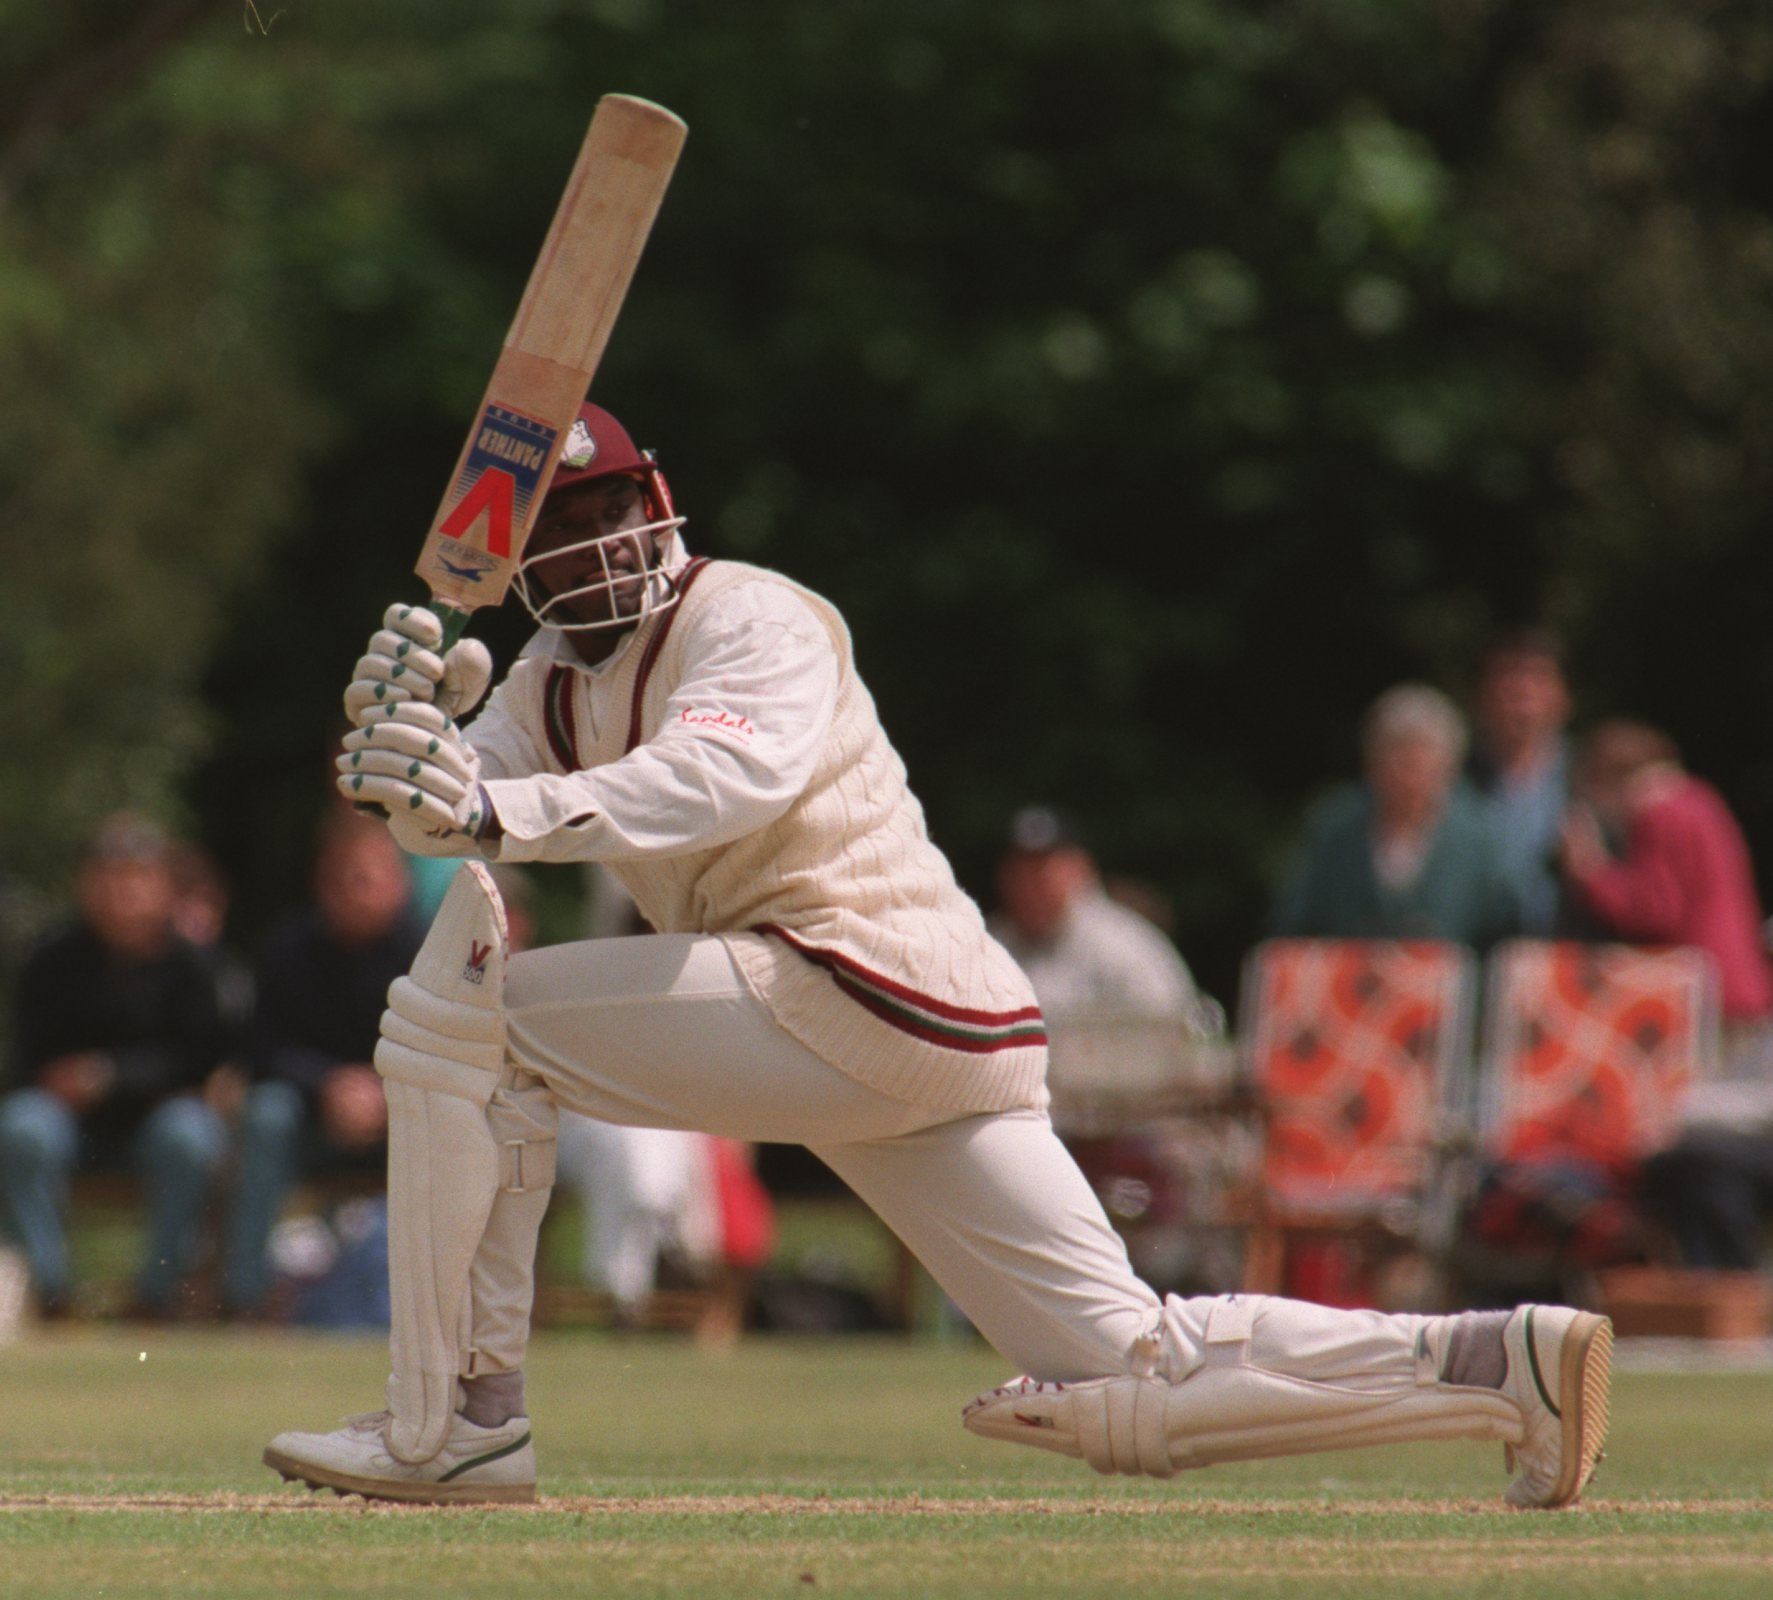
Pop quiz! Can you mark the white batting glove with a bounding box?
[336,702,493,856]
[342,603,494,728]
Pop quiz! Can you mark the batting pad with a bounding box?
[374,861,510,1465]
[464,1068,560,1376]
[963,1294,1523,1479]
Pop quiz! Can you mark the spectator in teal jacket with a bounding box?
[1273,684,1520,950]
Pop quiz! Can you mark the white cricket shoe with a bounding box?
[264,1410,536,1505]
[1500,1304,1613,1509]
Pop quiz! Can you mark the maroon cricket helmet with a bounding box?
[545,401,677,522]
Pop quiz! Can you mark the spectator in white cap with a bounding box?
[990,808,1216,1030]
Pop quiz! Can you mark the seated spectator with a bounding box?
[1272,684,1518,949]
[0,814,229,1318]
[168,840,253,1100]
[990,807,1216,1027]
[556,1115,724,1318]
[1467,630,1575,936]
[1560,721,1773,1272]
[220,810,424,1318]
[1560,720,1773,1044]
[1641,1126,1773,1271]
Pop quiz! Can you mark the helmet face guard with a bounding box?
[514,513,687,633]
[516,400,686,632]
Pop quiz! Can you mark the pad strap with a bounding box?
[1075,1377,1175,1478]
[500,1134,557,1193]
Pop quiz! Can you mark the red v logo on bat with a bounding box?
[440,469,517,558]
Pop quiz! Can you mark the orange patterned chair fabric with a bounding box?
[1482,941,1719,1172]
[1244,940,1474,1212]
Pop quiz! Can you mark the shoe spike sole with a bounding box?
[263,1448,536,1505]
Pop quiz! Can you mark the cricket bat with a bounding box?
[412,94,687,650]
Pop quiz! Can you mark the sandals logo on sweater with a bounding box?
[678,706,756,744]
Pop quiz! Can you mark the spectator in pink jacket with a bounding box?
[1560,720,1773,1032]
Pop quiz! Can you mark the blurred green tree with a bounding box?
[2,0,1769,1002]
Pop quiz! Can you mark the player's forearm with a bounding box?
[486,613,837,863]
[483,740,803,864]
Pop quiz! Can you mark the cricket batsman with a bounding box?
[265,402,1612,1508]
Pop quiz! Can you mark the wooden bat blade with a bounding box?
[415,95,686,623]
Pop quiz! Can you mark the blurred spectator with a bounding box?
[1272,684,1518,949]
[0,814,229,1318]
[1559,720,1773,1273]
[168,841,253,1101]
[1561,720,1773,1037]
[1641,1125,1773,1271]
[990,807,1217,1027]
[404,855,463,927]
[0,866,47,987]
[1467,630,1574,936]
[220,810,424,1317]
[168,841,232,952]
[488,863,540,955]
[556,1116,724,1319]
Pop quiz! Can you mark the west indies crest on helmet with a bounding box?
[547,401,678,523]
[514,401,687,633]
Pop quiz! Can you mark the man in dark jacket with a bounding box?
[0,815,228,1317]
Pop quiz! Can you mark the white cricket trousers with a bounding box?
[491,932,1435,1394]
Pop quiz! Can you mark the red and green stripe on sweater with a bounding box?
[756,923,1046,1055]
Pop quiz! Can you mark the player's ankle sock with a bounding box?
[1439,1310,1511,1389]
[459,1369,526,1427]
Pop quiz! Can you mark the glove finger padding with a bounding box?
[362,699,458,735]
[437,637,493,720]
[341,722,479,787]
[336,745,474,804]
[347,651,439,700]
[339,771,464,831]
[382,602,446,651]
[344,674,427,725]
[343,607,445,729]
[378,603,488,718]
[337,691,486,840]
[345,603,490,729]
[365,629,448,689]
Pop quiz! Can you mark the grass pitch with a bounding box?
[1,1328,1769,1598]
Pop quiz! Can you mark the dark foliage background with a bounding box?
[4,0,1771,1002]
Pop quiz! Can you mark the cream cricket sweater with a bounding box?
[467,555,1048,1114]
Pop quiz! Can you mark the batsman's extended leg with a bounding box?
[821,1109,1611,1509]
[264,862,536,1503]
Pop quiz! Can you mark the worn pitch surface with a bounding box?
[1,1329,1768,1598]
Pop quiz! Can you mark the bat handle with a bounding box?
[436,601,471,652]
